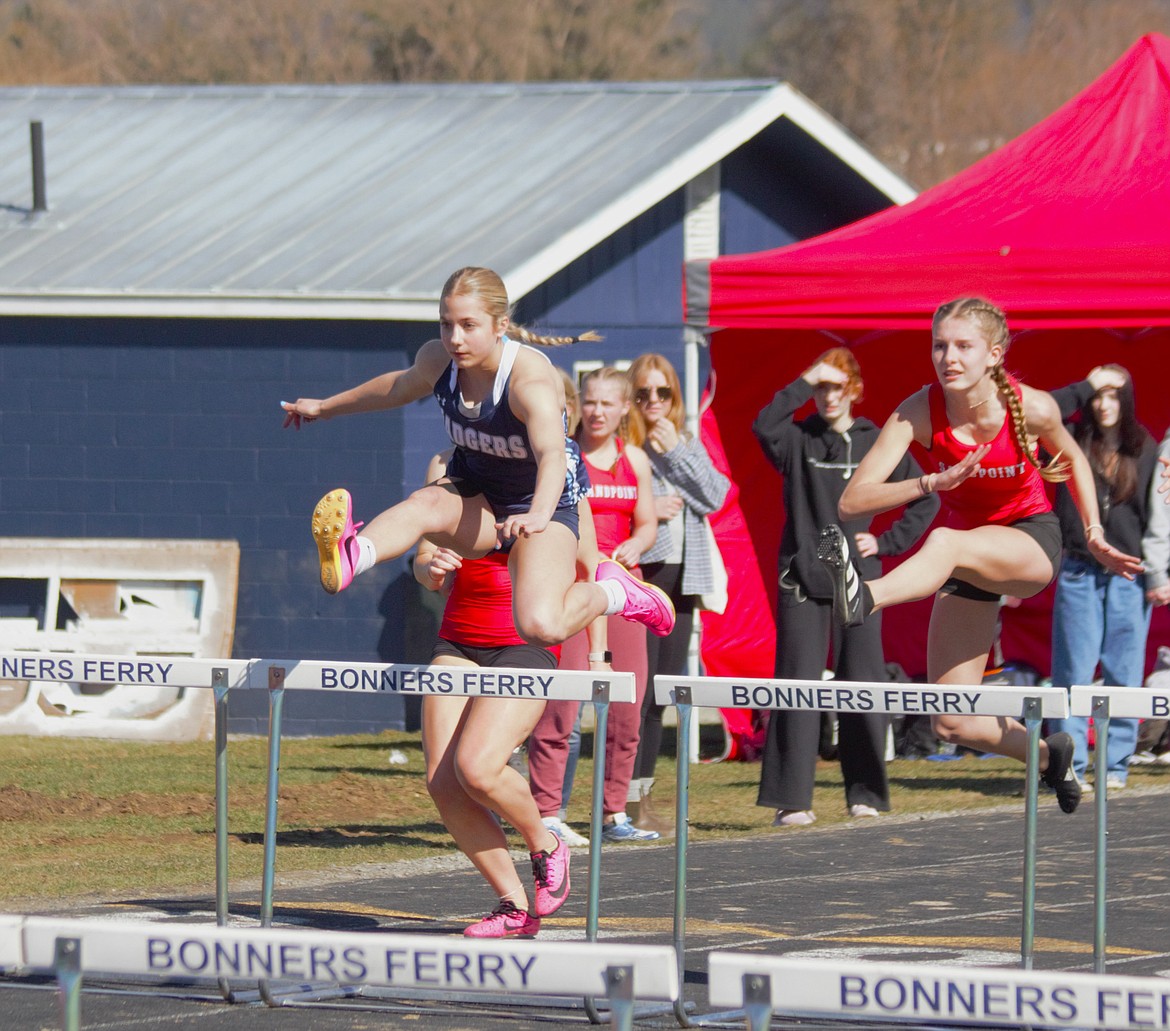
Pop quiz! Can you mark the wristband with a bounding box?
[588,651,613,663]
[1084,523,1104,538]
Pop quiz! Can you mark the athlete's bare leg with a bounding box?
[422,674,541,911]
[509,523,609,646]
[868,524,1053,613]
[926,592,1054,773]
[455,697,557,856]
[360,482,501,564]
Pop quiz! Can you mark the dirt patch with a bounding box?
[276,771,432,823]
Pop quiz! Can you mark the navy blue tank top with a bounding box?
[433,337,586,513]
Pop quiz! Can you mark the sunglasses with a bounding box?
[634,386,673,405]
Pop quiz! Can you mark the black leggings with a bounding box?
[633,562,695,780]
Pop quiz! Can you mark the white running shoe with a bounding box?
[542,815,589,848]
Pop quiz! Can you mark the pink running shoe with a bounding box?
[463,900,540,939]
[311,488,364,594]
[531,836,570,917]
[596,559,676,637]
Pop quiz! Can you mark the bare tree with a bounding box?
[740,0,1170,188]
[0,0,703,85]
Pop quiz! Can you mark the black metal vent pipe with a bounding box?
[30,120,47,212]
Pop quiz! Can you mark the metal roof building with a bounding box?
[0,81,910,320]
[0,81,912,737]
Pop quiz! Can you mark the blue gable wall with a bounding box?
[0,129,896,737]
[0,315,438,735]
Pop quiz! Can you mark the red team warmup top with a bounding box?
[584,439,640,564]
[438,550,562,657]
[921,381,1051,530]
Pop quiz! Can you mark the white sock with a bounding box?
[353,535,377,577]
[599,578,626,615]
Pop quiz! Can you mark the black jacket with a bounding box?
[753,378,940,598]
[1051,380,1157,563]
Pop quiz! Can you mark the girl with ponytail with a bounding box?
[281,266,675,647]
[818,297,1141,814]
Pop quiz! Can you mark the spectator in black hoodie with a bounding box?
[752,348,940,827]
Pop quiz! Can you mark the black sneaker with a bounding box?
[817,524,865,627]
[1042,732,1082,814]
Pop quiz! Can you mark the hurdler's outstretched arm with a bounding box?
[281,339,449,428]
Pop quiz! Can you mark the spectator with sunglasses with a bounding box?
[623,353,730,834]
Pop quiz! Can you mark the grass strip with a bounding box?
[2,726,1164,906]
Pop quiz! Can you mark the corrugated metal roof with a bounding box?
[0,81,912,319]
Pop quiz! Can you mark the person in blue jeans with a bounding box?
[1048,365,1158,789]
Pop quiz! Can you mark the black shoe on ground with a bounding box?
[1041,732,1082,814]
[817,524,866,627]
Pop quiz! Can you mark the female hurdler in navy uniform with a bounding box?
[281,266,674,646]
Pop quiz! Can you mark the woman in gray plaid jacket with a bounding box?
[624,353,730,834]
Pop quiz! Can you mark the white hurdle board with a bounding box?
[0,915,22,972]
[710,953,1170,1031]
[655,675,1069,718]
[263,658,635,702]
[0,651,253,690]
[1070,683,1170,719]
[19,917,678,1001]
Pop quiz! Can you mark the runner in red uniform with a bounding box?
[416,448,607,939]
[818,297,1141,813]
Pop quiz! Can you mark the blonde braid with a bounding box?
[508,324,603,348]
[989,363,1071,483]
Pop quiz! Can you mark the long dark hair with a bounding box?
[1073,365,1148,504]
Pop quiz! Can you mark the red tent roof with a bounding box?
[686,33,1170,331]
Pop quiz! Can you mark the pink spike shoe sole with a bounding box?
[311,488,363,594]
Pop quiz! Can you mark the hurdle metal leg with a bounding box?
[741,972,773,1031]
[604,964,635,1031]
[672,690,696,1027]
[259,665,293,1008]
[666,693,734,1028]
[1021,695,1042,970]
[211,667,250,1003]
[53,936,81,1031]
[1092,695,1110,974]
[258,665,285,934]
[584,688,612,1025]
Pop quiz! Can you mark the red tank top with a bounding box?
[921,381,1051,529]
[583,438,640,561]
[439,551,560,657]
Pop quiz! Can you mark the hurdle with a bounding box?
[655,674,1069,1027]
[708,952,1170,1030]
[0,650,638,1019]
[0,651,254,1002]
[248,658,635,1018]
[10,914,678,1031]
[1069,683,1170,974]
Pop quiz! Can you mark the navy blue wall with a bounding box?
[0,315,442,735]
[0,130,895,736]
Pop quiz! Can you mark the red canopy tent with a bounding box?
[689,34,1170,688]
